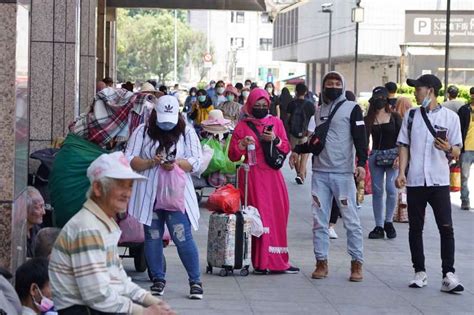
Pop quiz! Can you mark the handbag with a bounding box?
[246,121,287,170]
[373,115,398,167]
[155,165,186,212]
[307,100,345,156]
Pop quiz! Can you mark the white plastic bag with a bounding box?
[243,206,264,237]
[197,144,214,177]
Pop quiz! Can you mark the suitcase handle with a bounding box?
[236,164,250,209]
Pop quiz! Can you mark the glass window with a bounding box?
[236,67,244,76]
[261,12,270,23]
[259,38,273,51]
[230,37,245,49]
[231,11,245,23]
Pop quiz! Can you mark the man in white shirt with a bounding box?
[396,74,464,294]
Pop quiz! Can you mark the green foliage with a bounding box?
[396,84,470,104]
[117,9,209,83]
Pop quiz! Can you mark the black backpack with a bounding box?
[289,100,310,138]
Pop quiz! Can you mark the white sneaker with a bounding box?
[441,272,464,293]
[409,271,427,288]
[328,227,338,239]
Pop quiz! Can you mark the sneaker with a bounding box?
[150,279,166,296]
[189,282,203,300]
[461,200,470,210]
[253,268,269,275]
[328,227,338,239]
[441,272,464,293]
[295,176,303,185]
[384,222,397,239]
[368,226,385,239]
[284,266,300,274]
[409,271,427,288]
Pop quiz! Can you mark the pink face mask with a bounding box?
[33,285,55,312]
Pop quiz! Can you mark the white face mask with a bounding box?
[266,87,273,94]
[217,87,225,95]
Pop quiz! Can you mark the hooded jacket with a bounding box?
[294,71,368,173]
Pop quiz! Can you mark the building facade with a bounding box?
[273,0,474,95]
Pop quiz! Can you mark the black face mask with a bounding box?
[372,98,387,110]
[252,108,268,119]
[324,88,343,101]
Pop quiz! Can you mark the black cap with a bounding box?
[372,86,389,98]
[470,87,474,94]
[406,74,442,93]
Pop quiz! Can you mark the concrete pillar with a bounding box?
[0,0,31,272]
[105,7,117,81]
[29,0,81,163]
[311,62,317,94]
[96,0,106,80]
[79,0,98,113]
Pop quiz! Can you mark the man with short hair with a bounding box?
[396,74,464,293]
[34,227,61,259]
[49,152,174,314]
[457,86,474,210]
[290,71,367,282]
[287,83,315,184]
[385,81,398,109]
[442,85,464,113]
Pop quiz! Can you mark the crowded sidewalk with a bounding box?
[123,163,474,315]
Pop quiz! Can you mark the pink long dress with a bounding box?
[228,115,291,271]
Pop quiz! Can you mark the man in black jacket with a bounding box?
[458,87,474,210]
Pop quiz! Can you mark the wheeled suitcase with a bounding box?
[206,164,252,277]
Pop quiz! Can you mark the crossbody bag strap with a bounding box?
[420,107,437,138]
[246,121,261,139]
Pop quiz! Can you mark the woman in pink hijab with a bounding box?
[228,88,299,274]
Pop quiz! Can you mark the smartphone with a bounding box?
[265,125,274,132]
[436,129,447,140]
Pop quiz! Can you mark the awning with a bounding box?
[406,46,446,56]
[108,0,267,10]
[281,74,305,85]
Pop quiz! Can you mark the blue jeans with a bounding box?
[460,151,474,203]
[311,171,364,262]
[144,210,201,283]
[368,153,398,227]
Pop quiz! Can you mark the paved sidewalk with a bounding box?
[124,164,474,315]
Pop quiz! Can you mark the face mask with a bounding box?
[157,121,176,131]
[217,87,225,95]
[372,98,386,110]
[324,88,343,101]
[211,84,216,89]
[421,90,432,108]
[245,84,251,89]
[226,95,235,102]
[198,95,207,103]
[266,87,273,94]
[191,92,196,96]
[252,108,268,119]
[33,285,55,313]
[242,91,250,98]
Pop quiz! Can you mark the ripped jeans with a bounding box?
[311,171,364,262]
[144,210,201,283]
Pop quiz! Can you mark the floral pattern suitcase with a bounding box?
[206,211,252,276]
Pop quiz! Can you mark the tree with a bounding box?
[117,9,208,83]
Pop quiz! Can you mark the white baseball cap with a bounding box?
[87,151,146,182]
[155,95,179,125]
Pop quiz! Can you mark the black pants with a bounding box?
[407,185,455,277]
[58,305,125,315]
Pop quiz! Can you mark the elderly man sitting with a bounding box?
[49,152,174,315]
[27,187,46,258]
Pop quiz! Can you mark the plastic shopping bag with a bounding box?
[197,144,214,177]
[207,184,241,214]
[117,213,144,244]
[243,206,264,237]
[155,166,186,212]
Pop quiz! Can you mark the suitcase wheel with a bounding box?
[206,265,213,274]
[240,268,249,277]
[219,269,229,277]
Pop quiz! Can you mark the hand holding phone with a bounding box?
[436,129,447,140]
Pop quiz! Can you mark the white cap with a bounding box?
[87,152,146,182]
[155,95,179,125]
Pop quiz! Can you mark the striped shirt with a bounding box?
[125,124,202,229]
[49,199,160,314]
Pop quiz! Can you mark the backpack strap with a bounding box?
[407,109,416,145]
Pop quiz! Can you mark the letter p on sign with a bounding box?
[414,18,431,35]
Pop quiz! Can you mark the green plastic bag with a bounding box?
[201,137,237,176]
[49,133,108,227]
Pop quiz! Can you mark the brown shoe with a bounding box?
[311,260,328,279]
[350,260,363,282]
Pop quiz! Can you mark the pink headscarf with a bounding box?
[244,88,270,117]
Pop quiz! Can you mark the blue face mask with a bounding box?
[157,121,176,131]
[198,95,207,103]
[421,90,432,108]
